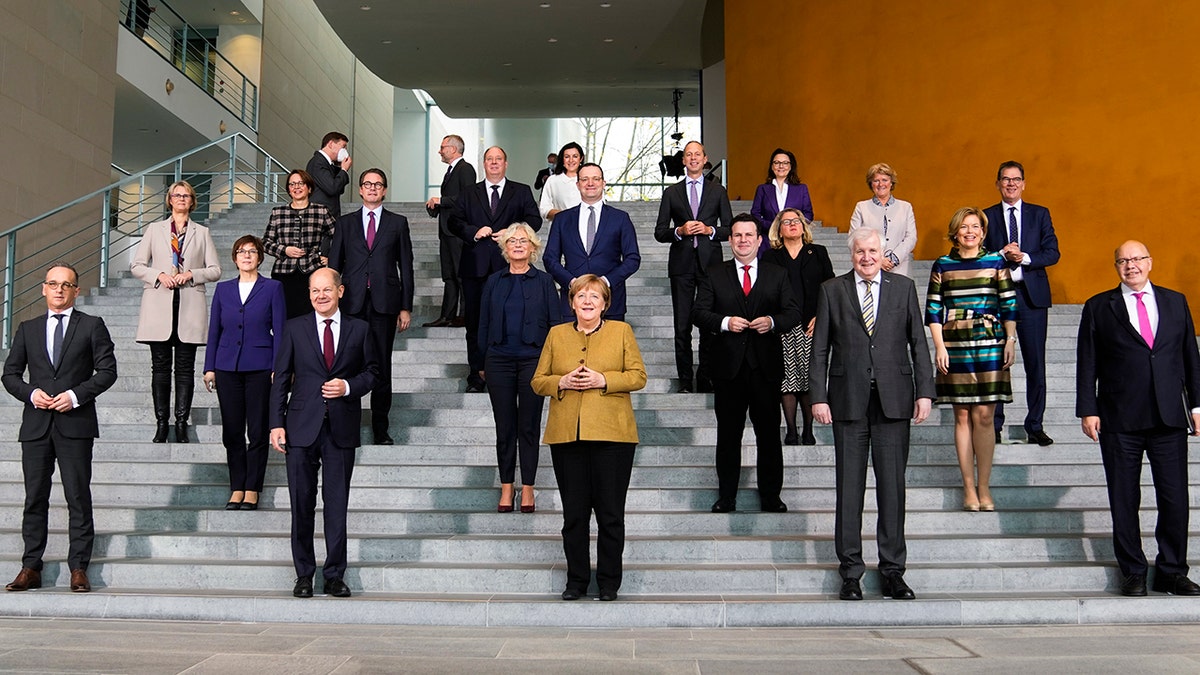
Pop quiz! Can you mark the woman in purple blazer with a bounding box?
[202,235,286,510]
[750,148,814,256]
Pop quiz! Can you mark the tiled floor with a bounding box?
[1,618,1199,673]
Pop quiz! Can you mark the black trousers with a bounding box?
[285,419,356,581]
[832,386,910,580]
[713,366,784,503]
[214,369,272,492]
[462,275,486,374]
[551,441,636,592]
[669,272,711,384]
[21,424,94,571]
[148,339,198,420]
[276,272,313,320]
[1100,426,1190,577]
[484,353,544,485]
[350,291,397,437]
[437,233,463,319]
[995,285,1048,433]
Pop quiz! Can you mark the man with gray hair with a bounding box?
[810,227,935,601]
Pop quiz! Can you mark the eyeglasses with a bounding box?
[771,160,791,166]
[169,193,192,200]
[577,177,604,184]
[507,238,530,246]
[999,177,1024,184]
[287,181,307,188]
[235,248,259,256]
[43,281,78,290]
[361,181,385,189]
[1115,256,1150,267]
[871,179,892,186]
[780,218,805,226]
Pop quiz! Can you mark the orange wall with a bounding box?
[726,1,1200,303]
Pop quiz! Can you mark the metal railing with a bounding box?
[0,133,287,347]
[119,0,259,129]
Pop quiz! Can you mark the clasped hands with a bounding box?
[558,364,605,392]
[676,220,710,237]
[31,388,73,412]
[1000,242,1024,263]
[156,271,194,289]
[727,316,773,334]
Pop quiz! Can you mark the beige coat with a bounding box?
[531,321,647,445]
[130,218,222,343]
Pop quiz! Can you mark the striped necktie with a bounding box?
[861,279,875,336]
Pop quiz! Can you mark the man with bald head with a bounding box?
[449,145,541,392]
[1077,240,1200,597]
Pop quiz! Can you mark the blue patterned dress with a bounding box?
[924,249,1018,404]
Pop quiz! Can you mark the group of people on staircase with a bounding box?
[4,134,1198,607]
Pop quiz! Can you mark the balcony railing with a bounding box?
[0,133,287,347]
[120,0,258,129]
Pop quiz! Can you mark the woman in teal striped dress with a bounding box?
[925,207,1017,512]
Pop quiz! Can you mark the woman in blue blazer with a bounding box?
[478,223,560,513]
[202,235,286,510]
[750,148,814,257]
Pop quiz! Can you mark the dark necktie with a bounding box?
[1008,206,1018,245]
[366,210,376,250]
[490,185,500,215]
[586,206,597,253]
[444,164,453,179]
[50,314,65,368]
[742,265,752,297]
[323,318,335,370]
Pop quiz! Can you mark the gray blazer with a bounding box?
[809,270,935,420]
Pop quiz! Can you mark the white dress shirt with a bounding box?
[41,308,78,408]
[1001,200,1032,282]
[1121,281,1159,338]
[315,310,350,397]
[855,271,883,328]
[720,259,773,331]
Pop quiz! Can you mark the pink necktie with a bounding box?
[1134,291,1154,348]
[742,265,752,296]
[688,180,700,249]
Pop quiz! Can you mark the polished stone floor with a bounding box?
[0,618,1199,673]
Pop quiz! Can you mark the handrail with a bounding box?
[120,0,259,129]
[0,133,289,348]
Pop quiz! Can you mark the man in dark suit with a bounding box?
[449,145,541,392]
[693,215,801,513]
[654,140,732,393]
[810,228,935,601]
[270,268,379,599]
[305,131,352,218]
[424,134,475,327]
[542,163,641,321]
[329,168,413,445]
[1076,240,1200,597]
[983,160,1060,446]
[3,263,117,593]
[534,152,556,191]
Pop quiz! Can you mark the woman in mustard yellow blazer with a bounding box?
[532,274,647,602]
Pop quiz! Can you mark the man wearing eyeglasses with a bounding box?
[328,169,413,445]
[542,163,641,322]
[1077,241,1200,598]
[3,263,118,593]
[983,161,1060,447]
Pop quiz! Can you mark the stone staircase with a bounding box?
[1,199,1196,628]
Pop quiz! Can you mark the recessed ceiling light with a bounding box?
[603,38,614,43]
[547,37,558,43]
[381,40,392,44]
[503,62,513,66]
[230,10,239,15]
[540,3,551,7]
[360,5,371,10]
[600,2,612,6]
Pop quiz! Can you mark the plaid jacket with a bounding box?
[262,203,335,275]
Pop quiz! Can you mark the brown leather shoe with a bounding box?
[70,569,91,593]
[6,568,41,592]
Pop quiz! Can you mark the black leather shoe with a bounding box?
[175,421,189,443]
[677,380,694,394]
[1152,572,1200,595]
[711,498,736,513]
[783,431,799,446]
[800,430,817,446]
[881,573,916,600]
[325,578,352,598]
[1027,429,1054,446]
[1120,573,1148,596]
[760,499,788,513]
[994,429,1003,445]
[423,318,451,328]
[374,433,394,445]
[839,578,863,601]
[465,377,487,393]
[696,378,713,393]
[293,576,314,598]
[598,588,618,601]
[240,501,258,511]
[225,501,242,510]
[561,587,584,601]
[153,421,169,444]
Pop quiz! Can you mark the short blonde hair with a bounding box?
[768,208,812,248]
[946,207,989,244]
[568,273,611,312]
[165,180,197,214]
[497,222,542,263]
[865,163,897,189]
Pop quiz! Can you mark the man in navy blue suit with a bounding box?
[983,161,1060,446]
[1077,240,1200,597]
[542,163,641,321]
[270,268,379,599]
[329,168,414,445]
